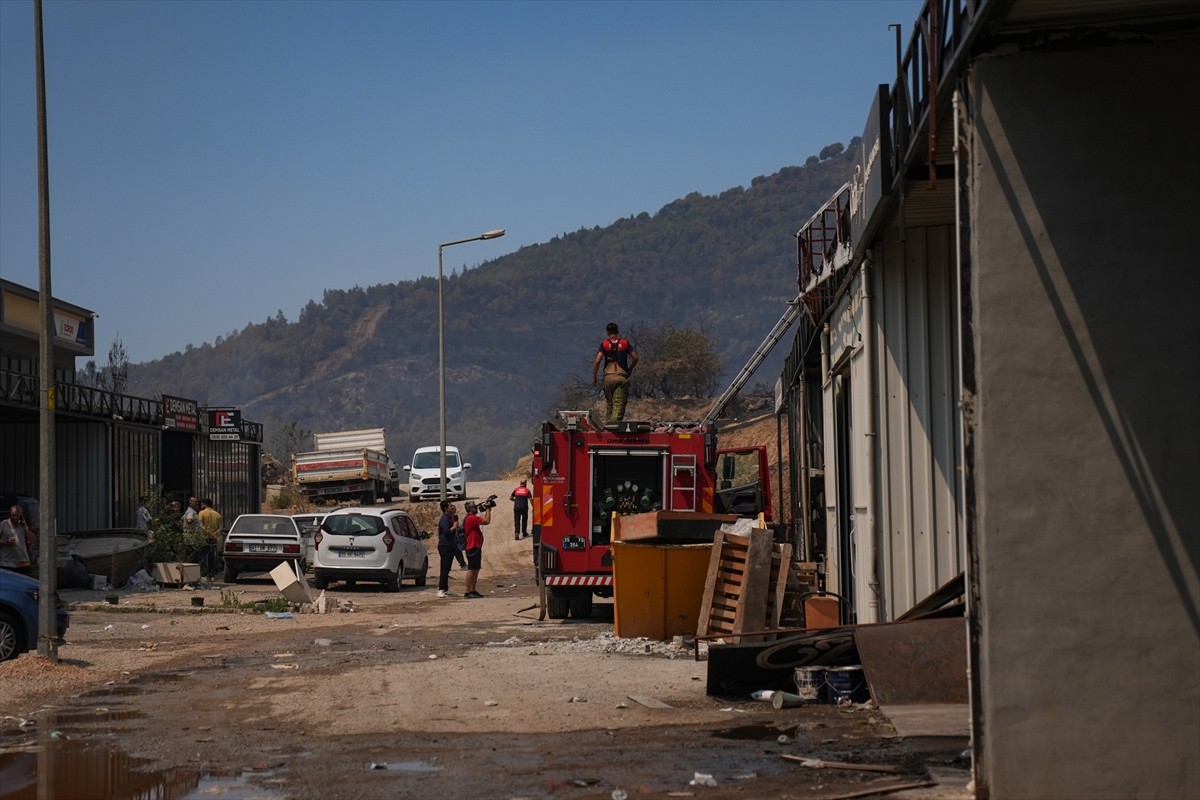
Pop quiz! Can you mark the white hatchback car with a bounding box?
[312,507,429,591]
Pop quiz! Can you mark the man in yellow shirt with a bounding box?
[198,498,223,577]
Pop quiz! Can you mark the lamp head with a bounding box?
[481,228,505,240]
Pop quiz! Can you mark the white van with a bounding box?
[404,446,470,502]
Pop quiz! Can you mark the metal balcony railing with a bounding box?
[891,0,995,188]
[794,0,996,320]
[0,367,262,442]
[795,183,853,321]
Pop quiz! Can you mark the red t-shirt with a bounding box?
[464,513,484,550]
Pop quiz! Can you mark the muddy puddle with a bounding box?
[0,672,283,800]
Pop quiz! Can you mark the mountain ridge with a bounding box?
[126,142,857,478]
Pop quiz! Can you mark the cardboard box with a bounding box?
[270,561,312,605]
[91,574,108,591]
[152,562,202,586]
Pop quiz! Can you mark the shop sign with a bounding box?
[208,408,242,441]
[163,394,199,431]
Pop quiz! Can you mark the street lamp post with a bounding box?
[438,228,505,504]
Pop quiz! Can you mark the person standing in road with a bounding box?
[462,500,491,598]
[198,498,223,577]
[592,322,639,423]
[436,500,459,597]
[510,479,532,540]
[183,496,200,528]
[0,505,34,576]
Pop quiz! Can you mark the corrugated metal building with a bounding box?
[779,1,1199,797]
[1,278,262,532]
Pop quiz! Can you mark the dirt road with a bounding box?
[0,480,970,799]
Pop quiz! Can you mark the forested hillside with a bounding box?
[126,142,858,477]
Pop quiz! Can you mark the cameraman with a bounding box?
[462,497,493,599]
[1,505,34,576]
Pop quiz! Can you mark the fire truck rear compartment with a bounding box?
[589,450,668,546]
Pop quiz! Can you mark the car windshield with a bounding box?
[295,516,324,534]
[324,515,385,536]
[230,516,296,536]
[413,452,459,470]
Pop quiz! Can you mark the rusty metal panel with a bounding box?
[854,617,968,705]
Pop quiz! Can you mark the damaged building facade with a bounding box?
[779,1,1199,797]
[1,278,263,532]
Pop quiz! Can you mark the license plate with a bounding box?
[338,550,368,558]
[249,545,277,553]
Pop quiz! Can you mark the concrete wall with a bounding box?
[969,39,1200,798]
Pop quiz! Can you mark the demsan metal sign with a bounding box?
[163,394,199,432]
[207,408,242,441]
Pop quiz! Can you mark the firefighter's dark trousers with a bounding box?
[604,371,630,421]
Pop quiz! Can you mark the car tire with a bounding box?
[385,566,401,592]
[313,576,330,590]
[0,609,25,662]
[223,563,238,583]
[415,559,428,587]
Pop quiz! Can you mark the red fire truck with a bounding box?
[532,410,772,619]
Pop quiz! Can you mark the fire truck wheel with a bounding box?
[569,593,594,619]
[546,592,570,619]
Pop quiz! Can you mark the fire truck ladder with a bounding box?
[701,296,803,427]
[671,453,698,512]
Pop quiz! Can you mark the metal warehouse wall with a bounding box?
[55,419,110,531]
[0,419,38,496]
[193,437,261,524]
[113,424,159,528]
[0,417,110,531]
[873,225,964,619]
[968,39,1200,799]
[817,224,963,624]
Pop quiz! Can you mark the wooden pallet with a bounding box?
[697,527,792,643]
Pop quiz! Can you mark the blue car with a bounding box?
[0,569,69,661]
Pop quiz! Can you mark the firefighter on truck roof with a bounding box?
[591,322,639,423]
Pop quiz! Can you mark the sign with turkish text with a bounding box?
[208,408,242,441]
[54,312,88,345]
[162,394,199,431]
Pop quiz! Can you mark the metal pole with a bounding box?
[34,0,59,661]
[435,230,505,504]
[437,244,447,504]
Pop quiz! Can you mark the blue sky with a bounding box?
[1,0,921,364]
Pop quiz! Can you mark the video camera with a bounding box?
[478,494,498,511]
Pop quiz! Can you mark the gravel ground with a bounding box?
[0,480,972,799]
